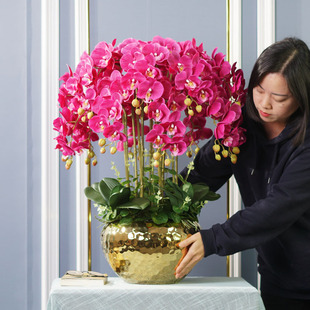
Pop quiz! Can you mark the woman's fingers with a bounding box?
[175,232,204,279]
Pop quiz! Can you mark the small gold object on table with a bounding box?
[60,270,108,286]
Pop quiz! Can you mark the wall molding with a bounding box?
[74,0,91,272]
[41,0,60,309]
[256,0,275,290]
[257,0,275,56]
[227,0,242,278]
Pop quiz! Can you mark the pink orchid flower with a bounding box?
[142,42,170,63]
[175,70,201,92]
[75,52,94,86]
[222,126,246,147]
[152,36,181,54]
[64,77,81,96]
[147,99,170,122]
[55,136,75,156]
[161,111,186,136]
[191,127,213,142]
[103,122,127,142]
[91,41,114,68]
[134,59,162,80]
[88,113,109,133]
[137,78,164,103]
[120,47,145,71]
[162,136,187,156]
[145,124,166,148]
[116,137,134,151]
[167,91,187,112]
[121,71,146,92]
[183,115,206,130]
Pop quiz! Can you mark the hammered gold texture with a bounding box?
[101,223,189,284]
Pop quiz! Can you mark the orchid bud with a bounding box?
[132,98,140,108]
[92,159,98,166]
[153,160,160,168]
[110,147,117,154]
[65,158,73,168]
[184,98,192,106]
[78,107,85,115]
[231,154,237,164]
[153,151,161,160]
[85,157,91,165]
[100,147,106,154]
[222,150,229,158]
[188,109,194,116]
[196,105,202,113]
[232,147,240,154]
[98,138,106,147]
[164,158,171,166]
[212,144,220,153]
[88,151,95,158]
[215,154,221,161]
[87,111,94,119]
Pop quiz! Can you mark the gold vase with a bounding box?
[101,222,192,284]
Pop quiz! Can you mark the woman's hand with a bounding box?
[175,232,205,279]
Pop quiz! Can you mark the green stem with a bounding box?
[136,110,144,197]
[149,119,154,180]
[175,155,178,183]
[122,111,130,186]
[131,107,138,196]
[158,155,163,191]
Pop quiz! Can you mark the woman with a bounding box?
[175,37,310,310]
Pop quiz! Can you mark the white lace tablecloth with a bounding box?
[47,277,265,310]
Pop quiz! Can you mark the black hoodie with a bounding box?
[184,117,310,300]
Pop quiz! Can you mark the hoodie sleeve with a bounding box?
[201,145,310,257]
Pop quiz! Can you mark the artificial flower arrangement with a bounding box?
[54,36,246,227]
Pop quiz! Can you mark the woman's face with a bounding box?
[253,73,299,129]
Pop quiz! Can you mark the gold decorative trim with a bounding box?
[87,0,92,272]
[226,0,231,278]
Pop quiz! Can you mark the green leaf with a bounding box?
[191,183,221,202]
[84,186,106,205]
[119,217,133,225]
[192,183,210,202]
[120,209,130,217]
[172,205,183,214]
[105,209,118,221]
[164,168,177,175]
[116,197,150,210]
[109,185,131,209]
[98,178,120,200]
[152,212,168,225]
[165,179,184,200]
[150,174,159,181]
[165,193,182,208]
[204,191,221,201]
[91,182,100,192]
[169,212,181,223]
[182,182,194,199]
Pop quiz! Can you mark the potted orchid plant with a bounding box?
[54,36,246,228]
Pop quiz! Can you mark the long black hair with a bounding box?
[246,37,310,145]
